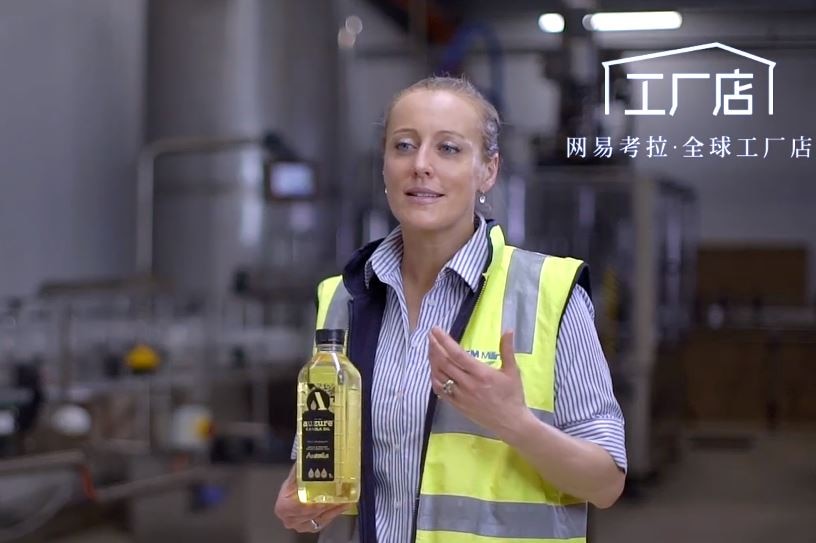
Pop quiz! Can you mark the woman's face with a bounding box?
[383,89,497,235]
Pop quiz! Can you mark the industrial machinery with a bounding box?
[0,0,343,537]
[0,283,310,542]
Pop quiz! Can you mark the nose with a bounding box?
[413,144,433,178]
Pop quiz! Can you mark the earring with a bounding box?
[478,191,486,204]
[384,187,388,194]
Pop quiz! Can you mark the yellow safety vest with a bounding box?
[315,225,587,543]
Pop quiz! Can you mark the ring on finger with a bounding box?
[442,378,456,396]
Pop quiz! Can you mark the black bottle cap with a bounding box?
[315,329,345,346]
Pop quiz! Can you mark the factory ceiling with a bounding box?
[364,0,816,43]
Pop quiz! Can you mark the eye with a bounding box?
[394,141,414,152]
[439,142,460,154]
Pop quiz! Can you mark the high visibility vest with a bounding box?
[315,225,587,543]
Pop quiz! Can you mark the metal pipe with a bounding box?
[409,0,429,74]
[353,37,816,59]
[56,303,72,402]
[92,439,152,456]
[218,421,269,439]
[94,467,219,503]
[0,450,85,476]
[0,451,226,508]
[135,135,263,278]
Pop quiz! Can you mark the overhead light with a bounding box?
[538,13,565,33]
[583,11,682,32]
[345,15,363,35]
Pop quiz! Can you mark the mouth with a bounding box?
[404,188,444,203]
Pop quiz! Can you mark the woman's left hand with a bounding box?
[428,326,529,440]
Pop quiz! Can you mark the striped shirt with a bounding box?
[365,216,626,543]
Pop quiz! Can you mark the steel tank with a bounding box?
[146,0,340,296]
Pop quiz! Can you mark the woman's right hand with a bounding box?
[274,465,352,533]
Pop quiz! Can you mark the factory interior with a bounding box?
[1,0,815,541]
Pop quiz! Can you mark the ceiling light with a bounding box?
[538,13,565,33]
[583,11,682,32]
[345,15,363,35]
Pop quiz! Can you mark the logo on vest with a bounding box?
[466,349,501,366]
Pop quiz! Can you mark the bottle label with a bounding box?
[301,384,335,482]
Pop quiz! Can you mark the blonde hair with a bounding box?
[382,76,501,162]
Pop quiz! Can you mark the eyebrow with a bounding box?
[390,128,467,139]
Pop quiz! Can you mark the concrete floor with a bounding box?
[47,428,816,543]
[594,428,816,543]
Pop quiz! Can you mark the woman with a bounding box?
[275,76,627,543]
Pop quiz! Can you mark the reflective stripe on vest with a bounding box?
[417,495,587,540]
[314,225,587,542]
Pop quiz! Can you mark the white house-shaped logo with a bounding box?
[603,42,775,116]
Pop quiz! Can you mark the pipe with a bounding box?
[0,451,225,513]
[135,135,264,278]
[0,450,85,476]
[93,467,221,503]
[409,0,429,73]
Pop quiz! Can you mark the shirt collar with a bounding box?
[365,224,404,288]
[364,215,489,293]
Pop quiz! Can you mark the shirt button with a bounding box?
[394,499,402,507]
[411,336,422,348]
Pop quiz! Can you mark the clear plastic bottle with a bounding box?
[296,329,361,503]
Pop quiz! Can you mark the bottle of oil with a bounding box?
[297,329,361,503]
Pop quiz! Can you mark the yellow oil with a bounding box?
[296,345,361,503]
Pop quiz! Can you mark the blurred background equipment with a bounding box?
[514,167,698,482]
[0,286,308,542]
